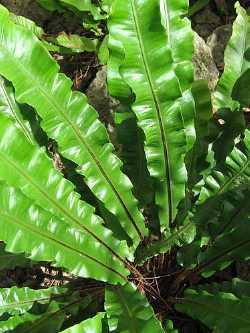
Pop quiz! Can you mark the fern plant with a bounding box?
[0,0,248,332]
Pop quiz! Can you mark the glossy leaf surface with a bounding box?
[0,301,66,333]
[198,130,250,204]
[0,76,34,144]
[178,185,250,270]
[0,117,130,282]
[135,218,195,265]
[198,218,250,277]
[187,80,213,188]
[10,12,44,38]
[214,2,250,110]
[176,287,250,333]
[0,4,147,248]
[61,313,104,333]
[108,0,195,230]
[194,278,250,298]
[0,286,62,316]
[105,282,164,333]
[0,182,128,283]
[232,68,250,106]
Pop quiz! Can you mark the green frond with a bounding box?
[61,313,105,333]
[108,0,195,230]
[105,282,164,332]
[0,182,129,283]
[214,2,250,110]
[198,129,250,204]
[176,282,250,333]
[0,4,147,248]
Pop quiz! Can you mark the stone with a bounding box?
[193,32,219,91]
[236,261,250,281]
[207,24,232,71]
[86,66,118,125]
[193,7,222,40]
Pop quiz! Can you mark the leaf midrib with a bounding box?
[0,295,53,312]
[0,40,144,241]
[116,288,137,333]
[137,221,193,264]
[201,155,250,204]
[219,157,250,194]
[0,152,127,266]
[24,297,84,333]
[0,79,33,144]
[200,238,250,272]
[130,0,173,224]
[29,74,143,241]
[0,210,127,281]
[181,296,250,324]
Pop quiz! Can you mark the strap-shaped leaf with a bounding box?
[214,2,250,110]
[0,117,131,268]
[107,9,132,104]
[0,5,146,248]
[160,0,196,152]
[108,0,195,229]
[115,112,154,207]
[194,278,250,298]
[160,0,194,91]
[61,313,105,333]
[178,185,250,269]
[0,312,42,333]
[0,76,34,144]
[187,80,213,188]
[135,217,195,265]
[0,286,62,316]
[9,12,44,38]
[195,185,250,240]
[0,301,66,333]
[160,0,196,148]
[198,218,250,277]
[107,2,153,206]
[232,68,250,106]
[107,9,153,207]
[212,109,246,163]
[198,129,250,204]
[176,287,250,333]
[105,282,164,333]
[0,291,92,333]
[0,182,128,283]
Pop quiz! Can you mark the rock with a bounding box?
[1,0,51,26]
[1,0,31,14]
[193,32,219,91]
[207,24,232,71]
[86,66,119,126]
[193,7,222,40]
[236,261,250,281]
